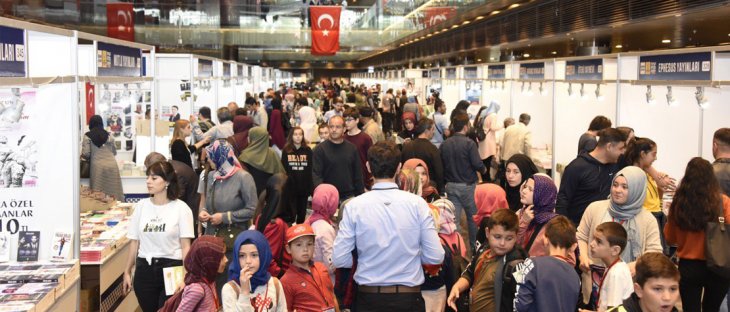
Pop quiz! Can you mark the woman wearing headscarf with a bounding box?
[577,166,663,304]
[228,115,255,157]
[476,101,503,182]
[253,173,291,278]
[516,174,562,258]
[473,183,509,245]
[222,230,287,312]
[81,115,124,200]
[269,98,287,151]
[177,236,227,312]
[403,158,440,203]
[297,105,319,144]
[450,100,470,123]
[306,184,339,283]
[398,111,418,143]
[504,154,539,211]
[239,127,286,196]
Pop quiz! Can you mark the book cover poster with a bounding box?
[0,89,39,188]
[0,234,9,262]
[50,231,72,262]
[16,231,39,262]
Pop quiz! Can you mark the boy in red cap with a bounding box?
[281,224,338,312]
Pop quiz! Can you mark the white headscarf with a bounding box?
[298,106,318,143]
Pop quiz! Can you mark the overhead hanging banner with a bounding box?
[464,67,479,79]
[197,59,213,78]
[566,59,604,81]
[0,25,26,77]
[96,42,142,77]
[106,2,135,42]
[423,7,456,28]
[487,65,506,79]
[310,6,342,56]
[638,52,712,81]
[519,63,545,80]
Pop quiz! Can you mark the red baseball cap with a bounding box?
[286,224,316,243]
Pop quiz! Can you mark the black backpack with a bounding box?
[441,236,469,312]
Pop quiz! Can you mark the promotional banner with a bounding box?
[566,59,604,81]
[488,65,506,79]
[106,2,135,42]
[422,7,456,28]
[0,26,26,77]
[446,68,456,79]
[464,67,479,79]
[85,83,95,124]
[638,52,711,81]
[97,42,142,77]
[519,62,545,80]
[310,6,342,56]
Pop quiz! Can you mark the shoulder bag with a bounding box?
[706,202,730,278]
[210,178,247,249]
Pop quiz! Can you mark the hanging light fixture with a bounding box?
[666,86,678,107]
[695,86,709,109]
[595,84,604,101]
[580,83,587,99]
[567,83,574,97]
[646,85,655,105]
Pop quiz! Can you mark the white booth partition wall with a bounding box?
[252,66,262,94]
[617,49,724,180]
[154,54,195,162]
[193,57,219,123]
[511,61,554,172]
[553,57,618,184]
[0,17,80,311]
[441,67,460,116]
[218,61,236,106]
[234,63,252,104]
[483,63,513,128]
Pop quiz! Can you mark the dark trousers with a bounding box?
[652,211,669,255]
[133,257,182,312]
[482,156,494,182]
[381,112,394,136]
[294,194,309,224]
[679,259,730,312]
[355,291,425,312]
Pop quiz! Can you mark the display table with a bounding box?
[81,239,139,312]
[0,260,80,312]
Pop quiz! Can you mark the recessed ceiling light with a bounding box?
[490,10,500,15]
[475,16,485,20]
[509,3,520,9]
[451,25,459,29]
[442,28,448,32]
[662,39,671,43]
[490,57,496,61]
[523,53,530,58]
[615,44,623,48]
[551,51,557,55]
[477,59,482,61]
[462,20,470,25]
[427,34,432,37]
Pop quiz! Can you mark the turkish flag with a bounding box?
[107,3,135,42]
[310,6,342,56]
[85,83,95,125]
[423,7,456,28]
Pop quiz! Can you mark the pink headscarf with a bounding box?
[473,183,509,225]
[432,198,467,258]
[305,184,339,226]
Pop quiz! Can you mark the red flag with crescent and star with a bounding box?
[107,2,135,41]
[310,6,342,56]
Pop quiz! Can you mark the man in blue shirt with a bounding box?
[333,141,444,312]
[430,98,450,148]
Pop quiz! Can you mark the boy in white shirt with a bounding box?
[585,222,634,312]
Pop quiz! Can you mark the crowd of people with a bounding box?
[82,81,730,312]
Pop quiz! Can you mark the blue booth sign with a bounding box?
[638,52,711,81]
[464,67,478,79]
[0,25,26,77]
[97,42,142,77]
[446,68,456,79]
[487,65,506,79]
[519,63,545,80]
[198,59,213,78]
[430,69,440,79]
[566,59,603,81]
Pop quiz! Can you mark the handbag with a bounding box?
[209,178,246,249]
[80,158,90,179]
[706,203,730,278]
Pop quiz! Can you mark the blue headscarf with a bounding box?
[484,100,500,116]
[228,230,272,291]
[205,140,242,180]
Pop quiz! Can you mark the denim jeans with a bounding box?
[445,182,478,247]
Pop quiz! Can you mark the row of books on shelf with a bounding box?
[0,260,79,312]
[79,204,133,263]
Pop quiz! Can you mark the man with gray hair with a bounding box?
[500,113,533,161]
[144,152,200,235]
[191,107,234,141]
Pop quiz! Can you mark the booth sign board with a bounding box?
[97,42,142,77]
[430,69,439,79]
[519,63,545,80]
[464,67,478,79]
[223,64,231,78]
[198,59,214,78]
[0,25,26,77]
[566,59,603,81]
[487,65,506,79]
[446,68,456,79]
[638,52,711,81]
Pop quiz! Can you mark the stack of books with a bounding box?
[79,205,132,263]
[0,260,80,312]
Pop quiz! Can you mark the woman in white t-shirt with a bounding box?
[122,160,195,312]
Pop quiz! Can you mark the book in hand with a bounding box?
[16,232,40,262]
[50,231,72,262]
[0,233,9,263]
[162,266,184,296]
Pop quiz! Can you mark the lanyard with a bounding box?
[596,258,621,306]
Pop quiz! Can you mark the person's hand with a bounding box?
[656,173,676,191]
[210,213,224,225]
[123,271,133,294]
[579,254,593,273]
[523,205,535,223]
[189,114,197,123]
[240,264,252,295]
[194,136,210,148]
[198,211,210,222]
[447,287,460,310]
